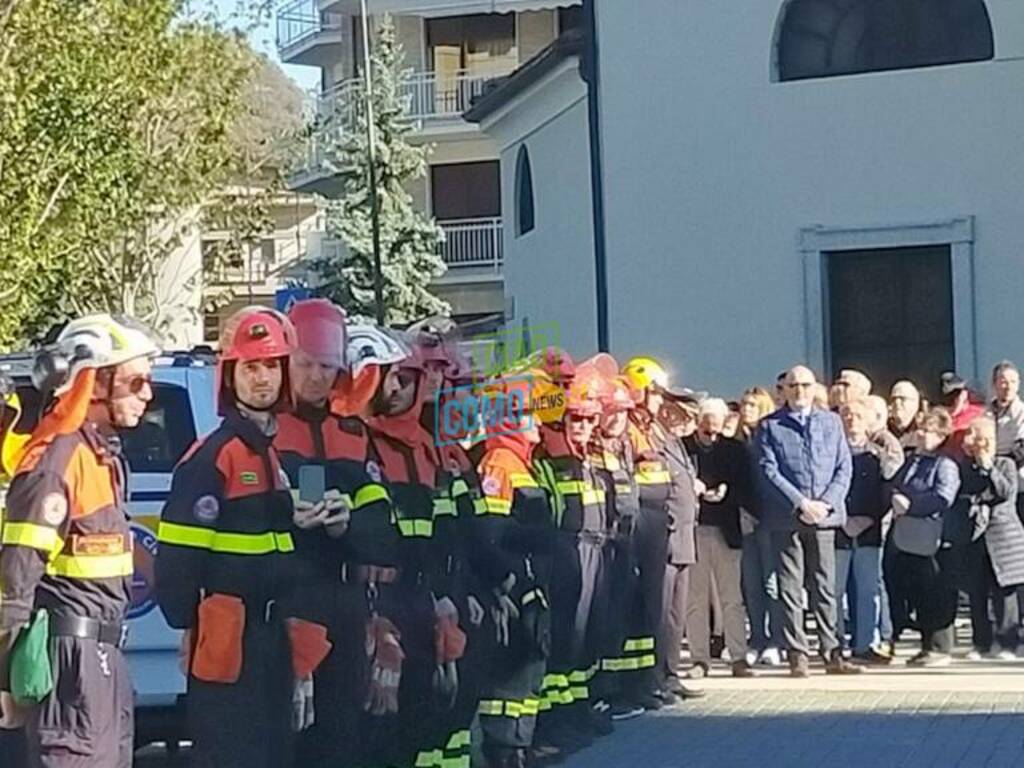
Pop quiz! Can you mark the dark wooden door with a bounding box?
[826,245,954,399]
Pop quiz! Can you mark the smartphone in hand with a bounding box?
[298,464,326,504]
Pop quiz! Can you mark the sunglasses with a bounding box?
[113,374,153,396]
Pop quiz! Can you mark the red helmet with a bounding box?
[538,347,575,383]
[288,299,347,370]
[565,368,604,418]
[602,376,638,412]
[217,307,296,415]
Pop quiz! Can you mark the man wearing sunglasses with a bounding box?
[1,314,160,767]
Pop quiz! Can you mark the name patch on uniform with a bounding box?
[240,471,260,486]
[72,534,126,556]
[193,495,221,523]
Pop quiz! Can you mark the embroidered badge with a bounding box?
[365,460,382,483]
[193,495,221,523]
[72,534,125,556]
[481,475,501,496]
[240,471,259,486]
[40,492,69,527]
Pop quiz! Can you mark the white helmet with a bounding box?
[345,324,408,376]
[33,314,163,395]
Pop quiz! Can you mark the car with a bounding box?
[0,350,220,750]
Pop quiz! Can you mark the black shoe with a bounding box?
[789,652,810,678]
[665,677,707,699]
[825,653,864,675]
[587,701,615,736]
[609,701,645,721]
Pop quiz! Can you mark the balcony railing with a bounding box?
[439,217,503,270]
[404,69,502,121]
[277,0,344,50]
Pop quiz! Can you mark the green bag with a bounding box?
[10,609,53,703]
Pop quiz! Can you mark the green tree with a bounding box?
[0,0,301,348]
[310,14,449,325]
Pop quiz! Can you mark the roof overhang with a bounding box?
[323,0,580,18]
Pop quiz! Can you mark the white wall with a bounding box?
[595,0,1024,396]
[482,61,597,357]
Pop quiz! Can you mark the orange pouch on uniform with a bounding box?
[191,594,246,684]
[287,618,333,678]
[434,616,467,664]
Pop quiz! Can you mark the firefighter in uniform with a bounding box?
[533,366,611,755]
[0,314,161,767]
[156,307,319,768]
[588,373,649,719]
[475,373,555,768]
[274,299,390,768]
[366,344,453,768]
[620,357,675,710]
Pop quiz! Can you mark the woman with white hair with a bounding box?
[683,398,755,678]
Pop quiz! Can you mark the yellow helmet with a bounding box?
[622,357,669,392]
[0,390,28,479]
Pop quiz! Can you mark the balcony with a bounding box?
[439,217,503,274]
[290,68,506,195]
[277,0,345,67]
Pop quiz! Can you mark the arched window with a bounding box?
[515,145,535,237]
[776,0,994,82]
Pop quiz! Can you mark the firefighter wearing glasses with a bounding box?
[0,314,161,767]
[156,307,327,768]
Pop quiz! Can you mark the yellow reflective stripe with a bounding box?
[1,521,63,557]
[509,472,538,489]
[624,637,655,652]
[543,673,570,689]
[582,488,605,505]
[568,664,598,683]
[416,749,442,767]
[397,518,434,537]
[570,686,589,701]
[478,700,503,716]
[636,470,671,485]
[441,757,469,768]
[636,653,656,669]
[544,688,573,706]
[615,483,633,494]
[472,497,489,515]
[556,480,587,494]
[353,483,390,508]
[446,730,471,750]
[478,698,540,718]
[450,479,469,498]
[433,498,457,518]
[479,497,512,516]
[47,551,133,579]
[158,522,294,554]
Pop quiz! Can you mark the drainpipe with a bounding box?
[581,0,609,352]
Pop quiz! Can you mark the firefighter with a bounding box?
[365,342,453,768]
[0,314,161,767]
[273,298,390,768]
[156,307,320,768]
[620,357,674,710]
[475,372,555,768]
[534,365,612,755]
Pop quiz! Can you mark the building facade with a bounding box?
[276,0,584,325]
[472,0,1024,399]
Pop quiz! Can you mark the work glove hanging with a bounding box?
[432,660,459,709]
[291,676,315,732]
[364,616,404,716]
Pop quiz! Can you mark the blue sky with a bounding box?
[208,0,322,92]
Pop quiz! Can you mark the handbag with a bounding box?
[891,513,943,557]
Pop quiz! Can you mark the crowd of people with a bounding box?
[2,300,1024,768]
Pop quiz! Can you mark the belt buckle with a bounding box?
[264,599,276,623]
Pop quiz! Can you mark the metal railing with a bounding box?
[404,69,503,121]
[439,217,503,270]
[276,0,344,50]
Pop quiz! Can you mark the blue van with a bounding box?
[0,351,220,749]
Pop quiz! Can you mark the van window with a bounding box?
[118,384,197,473]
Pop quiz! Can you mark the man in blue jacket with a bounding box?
[756,365,860,677]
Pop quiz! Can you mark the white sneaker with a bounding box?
[745,650,759,667]
[965,649,983,661]
[759,648,783,667]
[721,648,732,663]
[995,649,1017,661]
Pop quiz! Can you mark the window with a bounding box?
[776,0,994,82]
[427,14,517,73]
[118,384,198,473]
[515,146,535,236]
[431,161,501,220]
[203,311,221,343]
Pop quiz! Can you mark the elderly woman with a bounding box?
[887,407,961,667]
[956,417,1024,659]
[836,399,888,663]
[735,387,785,666]
[888,380,924,451]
